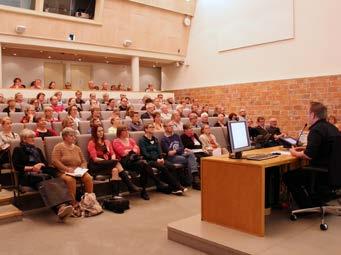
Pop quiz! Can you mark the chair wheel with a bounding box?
[290,214,297,221]
[320,223,328,231]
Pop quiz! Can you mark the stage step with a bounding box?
[0,189,13,205]
[0,204,23,224]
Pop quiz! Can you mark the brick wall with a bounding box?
[173,74,341,136]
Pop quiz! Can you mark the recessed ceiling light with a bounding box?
[106,61,110,64]
[48,56,52,59]
[78,58,82,61]
[74,53,78,56]
[152,64,156,68]
[104,56,108,59]
[2,47,6,50]
[39,50,43,53]
[13,53,17,56]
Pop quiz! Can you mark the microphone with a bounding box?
[296,123,308,146]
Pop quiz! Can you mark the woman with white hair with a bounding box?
[0,117,19,165]
[12,129,73,221]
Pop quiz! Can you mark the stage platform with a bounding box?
[168,210,341,255]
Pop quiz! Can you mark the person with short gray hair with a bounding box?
[12,129,73,221]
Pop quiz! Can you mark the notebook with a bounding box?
[66,167,88,177]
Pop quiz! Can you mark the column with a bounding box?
[0,43,2,88]
[131,56,140,92]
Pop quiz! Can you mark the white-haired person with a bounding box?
[12,129,73,221]
[200,112,209,127]
[170,111,184,131]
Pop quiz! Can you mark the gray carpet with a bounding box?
[0,190,205,255]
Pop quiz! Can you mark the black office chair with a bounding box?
[289,135,341,231]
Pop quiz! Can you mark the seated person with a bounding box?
[102,82,109,91]
[153,112,164,131]
[328,115,341,131]
[54,91,63,106]
[62,117,80,136]
[30,98,40,112]
[170,111,184,131]
[67,105,81,128]
[10,77,25,89]
[238,109,248,121]
[66,98,81,112]
[213,105,225,117]
[161,123,200,190]
[266,118,285,146]
[189,112,200,128]
[125,106,135,121]
[87,107,103,122]
[113,125,168,200]
[160,104,172,120]
[283,102,341,208]
[87,125,140,195]
[0,117,19,165]
[36,92,45,112]
[102,92,110,104]
[35,117,57,140]
[252,117,274,147]
[200,112,209,127]
[140,98,153,111]
[139,123,186,195]
[43,106,59,123]
[141,103,155,119]
[199,124,228,155]
[128,112,143,132]
[153,98,162,111]
[21,105,36,123]
[118,97,129,111]
[14,92,25,108]
[50,96,64,113]
[0,93,5,104]
[108,116,122,135]
[64,82,72,90]
[75,90,85,106]
[12,129,73,220]
[214,113,226,127]
[3,98,21,114]
[228,112,239,121]
[31,79,42,89]
[48,81,56,89]
[106,99,116,111]
[52,128,94,207]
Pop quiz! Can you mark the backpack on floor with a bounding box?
[102,196,130,214]
[79,193,103,217]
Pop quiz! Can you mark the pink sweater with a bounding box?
[112,138,140,160]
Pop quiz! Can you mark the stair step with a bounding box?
[0,204,23,224]
[0,189,13,205]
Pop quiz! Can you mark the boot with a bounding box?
[111,180,122,198]
[119,171,141,193]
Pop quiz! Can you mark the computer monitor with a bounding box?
[227,120,252,158]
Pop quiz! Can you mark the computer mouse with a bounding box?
[271,152,281,156]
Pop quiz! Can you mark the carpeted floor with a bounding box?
[0,190,205,255]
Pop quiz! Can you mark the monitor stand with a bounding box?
[229,151,243,159]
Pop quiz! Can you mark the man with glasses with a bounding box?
[139,124,187,195]
[161,123,201,190]
[141,103,155,119]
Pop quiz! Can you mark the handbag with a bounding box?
[121,151,143,168]
[102,196,130,214]
[38,177,72,208]
[79,193,103,217]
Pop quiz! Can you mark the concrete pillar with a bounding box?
[131,56,140,92]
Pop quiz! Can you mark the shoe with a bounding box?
[171,189,183,196]
[192,175,201,190]
[180,186,188,192]
[71,205,82,218]
[57,204,73,220]
[119,171,141,193]
[140,190,150,200]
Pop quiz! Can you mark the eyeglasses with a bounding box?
[148,126,155,128]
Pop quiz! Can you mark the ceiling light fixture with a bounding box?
[13,53,17,56]
[48,56,52,59]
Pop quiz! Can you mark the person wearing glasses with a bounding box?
[139,124,187,195]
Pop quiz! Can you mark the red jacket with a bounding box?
[112,138,140,160]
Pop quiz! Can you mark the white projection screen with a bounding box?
[217,0,294,52]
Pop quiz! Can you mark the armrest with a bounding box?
[302,166,328,173]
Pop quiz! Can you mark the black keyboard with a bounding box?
[245,153,279,161]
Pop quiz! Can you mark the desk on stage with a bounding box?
[201,146,300,237]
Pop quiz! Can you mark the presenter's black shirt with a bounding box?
[304,119,340,167]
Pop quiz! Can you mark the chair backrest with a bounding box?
[208,117,218,127]
[82,104,90,111]
[24,122,37,131]
[79,121,90,134]
[80,111,91,120]
[119,111,126,119]
[12,123,25,134]
[102,120,111,132]
[153,130,165,142]
[122,119,132,127]
[129,131,145,145]
[193,128,201,137]
[58,112,68,120]
[105,132,116,141]
[76,134,92,162]
[101,111,112,120]
[181,118,190,126]
[44,136,63,165]
[100,104,107,111]
[52,121,63,134]
[142,119,153,125]
[210,127,227,148]
[208,109,215,117]
[328,135,341,187]
[9,112,24,123]
[0,112,8,119]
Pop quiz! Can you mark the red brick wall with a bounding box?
[173,74,341,136]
